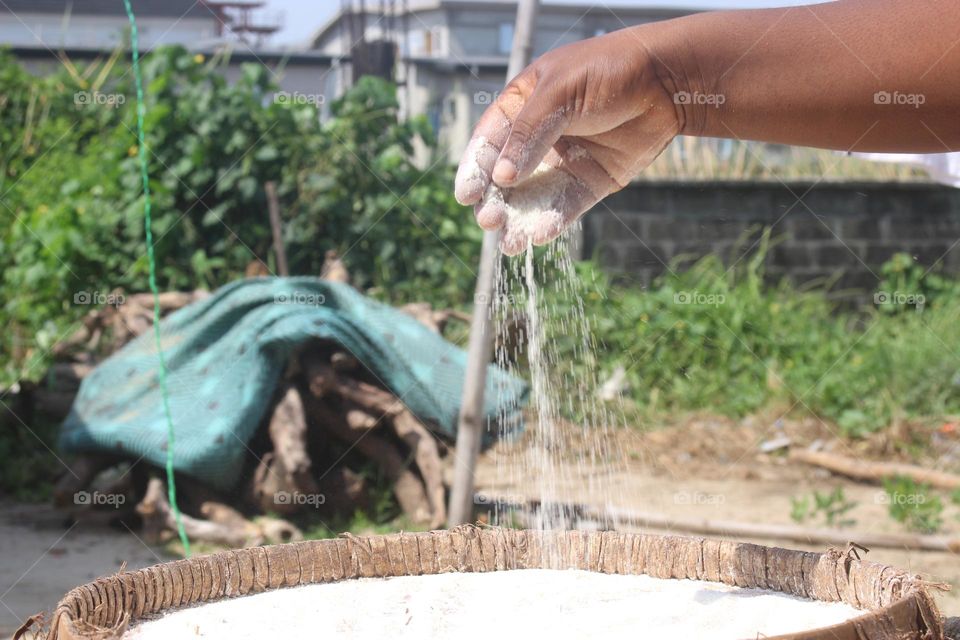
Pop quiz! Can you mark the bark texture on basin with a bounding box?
[44,526,944,640]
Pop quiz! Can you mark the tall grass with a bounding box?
[549,243,960,435]
[641,137,932,183]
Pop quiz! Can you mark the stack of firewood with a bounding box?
[41,270,464,547]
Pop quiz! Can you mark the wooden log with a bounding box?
[303,354,446,525]
[137,477,257,547]
[320,249,350,284]
[52,455,115,508]
[304,395,432,525]
[257,516,303,544]
[267,384,319,495]
[789,448,960,491]
[400,302,470,334]
[390,410,446,528]
[247,452,300,516]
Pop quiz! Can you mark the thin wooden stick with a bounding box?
[265,181,289,276]
[582,505,960,553]
[789,448,960,491]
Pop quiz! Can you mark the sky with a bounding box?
[265,0,832,47]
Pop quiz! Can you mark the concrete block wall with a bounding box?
[582,181,960,299]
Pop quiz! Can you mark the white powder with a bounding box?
[455,136,496,205]
[485,163,575,251]
[124,569,862,640]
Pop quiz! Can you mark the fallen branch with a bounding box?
[584,505,960,553]
[789,448,960,491]
[138,477,258,547]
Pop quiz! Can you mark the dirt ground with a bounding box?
[0,502,168,636]
[474,412,960,618]
[2,412,958,635]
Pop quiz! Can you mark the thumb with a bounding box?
[493,89,570,187]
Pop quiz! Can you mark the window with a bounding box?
[498,23,514,54]
[423,26,444,57]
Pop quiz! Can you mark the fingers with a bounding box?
[494,164,602,257]
[493,89,571,187]
[474,185,506,231]
[454,92,524,206]
[492,144,621,256]
[454,136,500,206]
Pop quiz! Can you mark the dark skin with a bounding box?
[455,0,960,255]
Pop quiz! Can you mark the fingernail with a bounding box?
[492,159,518,185]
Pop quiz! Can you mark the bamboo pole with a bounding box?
[448,0,540,526]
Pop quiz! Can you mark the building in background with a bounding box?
[311,0,699,162]
[0,0,221,49]
[0,0,334,98]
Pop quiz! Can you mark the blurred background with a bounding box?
[2,0,960,635]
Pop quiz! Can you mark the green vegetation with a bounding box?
[3,46,960,464]
[790,487,858,528]
[0,48,477,387]
[883,476,945,534]
[550,241,960,436]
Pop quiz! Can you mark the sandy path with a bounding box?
[0,502,167,636]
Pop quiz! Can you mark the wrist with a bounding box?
[629,16,728,138]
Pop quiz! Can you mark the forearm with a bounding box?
[643,0,960,152]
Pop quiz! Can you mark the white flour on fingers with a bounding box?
[484,162,576,248]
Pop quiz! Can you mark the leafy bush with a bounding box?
[790,487,857,528]
[883,476,944,533]
[549,242,960,434]
[0,48,477,386]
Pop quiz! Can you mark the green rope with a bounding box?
[122,0,191,557]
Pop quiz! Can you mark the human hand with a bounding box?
[454,27,683,255]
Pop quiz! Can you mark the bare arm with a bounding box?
[455,0,960,255]
[665,0,960,151]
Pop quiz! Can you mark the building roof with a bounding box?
[8,43,338,66]
[0,0,214,18]
[310,0,703,49]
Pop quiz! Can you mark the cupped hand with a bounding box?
[454,27,683,256]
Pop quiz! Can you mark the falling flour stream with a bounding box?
[485,158,632,566]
